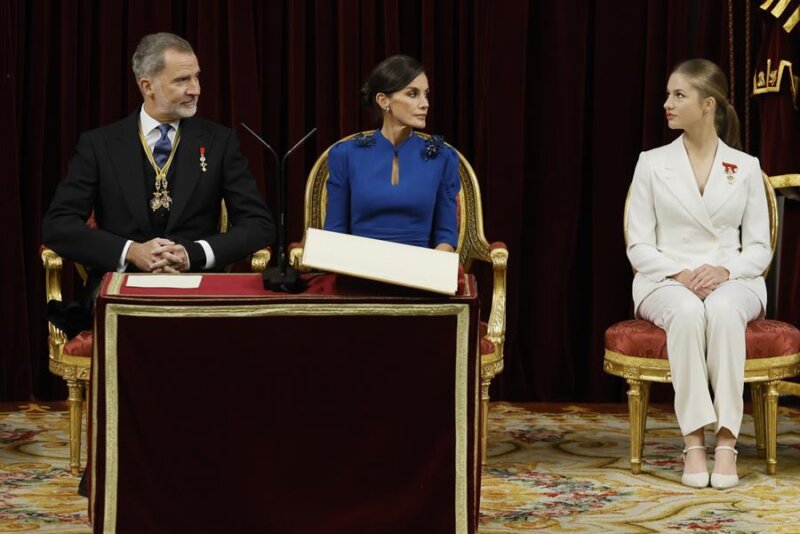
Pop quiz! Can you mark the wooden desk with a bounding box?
[90,273,480,533]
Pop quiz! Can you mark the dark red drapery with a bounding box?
[1,0,771,402]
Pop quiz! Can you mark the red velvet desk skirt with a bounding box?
[90,273,481,533]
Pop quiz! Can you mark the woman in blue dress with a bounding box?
[323,55,460,251]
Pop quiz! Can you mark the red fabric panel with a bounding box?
[63,330,93,357]
[606,319,800,360]
[91,286,481,532]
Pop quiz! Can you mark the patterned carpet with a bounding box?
[0,403,89,533]
[3,402,800,533]
[481,402,800,533]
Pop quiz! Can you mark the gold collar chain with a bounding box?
[138,122,182,211]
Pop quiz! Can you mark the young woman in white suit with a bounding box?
[626,59,771,489]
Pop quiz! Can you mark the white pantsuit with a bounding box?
[638,283,761,436]
[627,135,772,438]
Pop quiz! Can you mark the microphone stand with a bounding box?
[241,123,316,292]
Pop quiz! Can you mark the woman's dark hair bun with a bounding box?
[361,55,425,111]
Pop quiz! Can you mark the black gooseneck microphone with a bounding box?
[240,123,316,292]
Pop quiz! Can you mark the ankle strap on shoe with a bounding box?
[681,445,707,458]
[714,446,738,456]
[682,445,707,453]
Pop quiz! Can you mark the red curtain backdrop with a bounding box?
[0,0,766,402]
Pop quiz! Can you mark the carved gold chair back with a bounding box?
[292,132,509,462]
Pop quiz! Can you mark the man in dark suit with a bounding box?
[43,32,274,286]
[43,32,275,497]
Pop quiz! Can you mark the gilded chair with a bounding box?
[604,174,800,475]
[769,173,800,404]
[290,132,508,462]
[42,201,270,474]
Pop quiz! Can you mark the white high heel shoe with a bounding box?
[681,445,710,488]
[711,446,739,489]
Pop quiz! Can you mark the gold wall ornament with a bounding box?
[785,6,800,31]
[752,59,797,104]
[771,0,793,17]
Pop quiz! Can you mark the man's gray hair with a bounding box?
[132,33,194,80]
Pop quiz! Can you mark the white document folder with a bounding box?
[301,228,459,295]
[125,274,203,288]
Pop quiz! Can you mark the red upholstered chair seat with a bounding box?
[745,320,800,358]
[479,321,496,355]
[605,320,668,359]
[605,319,800,360]
[63,330,93,357]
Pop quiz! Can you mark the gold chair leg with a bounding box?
[764,381,779,475]
[66,379,84,475]
[480,375,490,465]
[751,383,766,458]
[479,351,504,465]
[626,379,649,474]
[639,380,651,443]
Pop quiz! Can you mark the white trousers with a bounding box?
[638,281,762,438]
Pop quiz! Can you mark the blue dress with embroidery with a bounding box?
[323,130,460,248]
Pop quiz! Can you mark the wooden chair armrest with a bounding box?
[41,247,63,303]
[289,243,313,272]
[485,243,508,349]
[250,248,272,273]
[41,247,67,352]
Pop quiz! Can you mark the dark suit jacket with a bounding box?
[43,112,275,276]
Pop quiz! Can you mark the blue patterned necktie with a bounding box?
[153,124,172,168]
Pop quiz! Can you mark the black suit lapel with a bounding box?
[108,113,154,237]
[166,117,209,233]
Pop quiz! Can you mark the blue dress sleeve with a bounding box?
[431,146,461,248]
[323,142,350,234]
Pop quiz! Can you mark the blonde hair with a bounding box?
[672,59,742,150]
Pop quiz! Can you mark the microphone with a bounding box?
[241,123,316,292]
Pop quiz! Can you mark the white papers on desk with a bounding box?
[125,274,203,289]
[301,228,459,295]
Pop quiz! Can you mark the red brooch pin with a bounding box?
[200,146,207,172]
[722,161,737,184]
